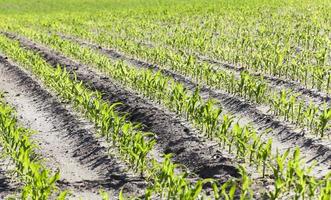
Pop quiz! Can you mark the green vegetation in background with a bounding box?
[1,0,326,15]
[0,0,210,14]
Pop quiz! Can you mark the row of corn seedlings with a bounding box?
[0,33,255,199]
[13,23,330,138]
[5,29,331,199]
[64,2,330,94]
[269,90,331,137]
[163,10,331,93]
[90,30,330,138]
[0,93,67,199]
[24,20,330,139]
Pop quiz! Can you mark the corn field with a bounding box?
[0,0,330,199]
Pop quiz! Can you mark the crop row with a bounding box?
[65,3,330,94]
[0,93,67,199]
[2,29,330,199]
[22,19,331,138]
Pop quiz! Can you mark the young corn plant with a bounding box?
[212,179,237,200]
[217,114,234,148]
[238,165,253,200]
[318,173,331,200]
[258,139,272,178]
[199,99,222,138]
[267,150,289,199]
[316,104,331,138]
[0,95,66,199]
[145,154,213,199]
